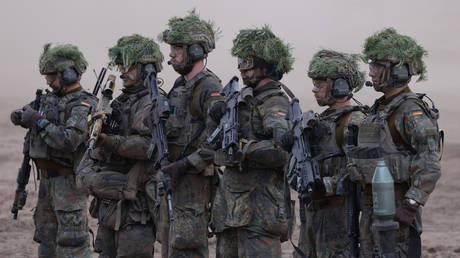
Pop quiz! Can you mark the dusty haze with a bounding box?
[0,0,459,257]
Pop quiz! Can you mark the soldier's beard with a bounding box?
[172,63,194,75]
[243,75,264,88]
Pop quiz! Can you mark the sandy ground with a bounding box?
[0,99,459,258]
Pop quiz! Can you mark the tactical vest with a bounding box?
[29,90,95,168]
[165,70,220,161]
[352,92,439,184]
[313,106,362,178]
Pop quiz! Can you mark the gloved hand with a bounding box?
[21,105,43,129]
[280,130,295,152]
[209,101,226,123]
[95,133,107,148]
[161,158,191,188]
[10,109,24,126]
[394,199,419,227]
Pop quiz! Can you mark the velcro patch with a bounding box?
[81,101,91,108]
[210,92,221,97]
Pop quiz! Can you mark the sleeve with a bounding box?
[102,95,153,161]
[186,77,224,172]
[395,102,441,205]
[244,95,290,169]
[38,99,93,151]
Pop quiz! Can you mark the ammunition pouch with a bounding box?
[98,199,127,231]
[35,159,74,178]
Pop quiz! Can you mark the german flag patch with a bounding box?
[411,110,423,116]
[210,92,221,97]
[80,101,91,108]
[276,111,287,117]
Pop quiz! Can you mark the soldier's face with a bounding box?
[45,73,61,91]
[240,68,265,87]
[312,79,333,106]
[369,61,386,89]
[119,65,141,87]
[169,45,186,65]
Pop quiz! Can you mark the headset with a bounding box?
[60,68,79,86]
[186,43,205,64]
[366,62,411,88]
[331,78,352,99]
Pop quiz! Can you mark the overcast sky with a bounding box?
[1,0,459,137]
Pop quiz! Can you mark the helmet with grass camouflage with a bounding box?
[108,34,164,72]
[159,9,220,54]
[308,49,365,92]
[231,25,294,74]
[39,43,87,75]
[362,27,427,81]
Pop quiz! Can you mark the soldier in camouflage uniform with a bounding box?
[352,28,442,257]
[210,25,293,257]
[10,43,96,257]
[281,50,366,257]
[153,10,223,258]
[76,34,164,257]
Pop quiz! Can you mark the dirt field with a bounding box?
[0,99,459,258]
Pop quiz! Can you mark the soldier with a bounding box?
[10,43,96,257]
[353,28,442,257]
[210,25,293,257]
[281,50,366,257]
[76,34,164,257]
[154,10,223,258]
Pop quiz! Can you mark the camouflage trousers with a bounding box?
[94,223,155,258]
[216,228,282,258]
[33,172,91,258]
[158,173,211,258]
[360,202,422,258]
[293,198,352,258]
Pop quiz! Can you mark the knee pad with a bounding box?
[56,210,89,247]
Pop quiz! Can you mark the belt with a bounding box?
[307,195,344,211]
[361,183,408,205]
[35,159,74,179]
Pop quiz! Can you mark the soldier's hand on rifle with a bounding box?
[21,105,43,129]
[161,158,191,188]
[394,199,419,227]
[209,101,226,123]
[280,130,295,152]
[11,109,25,126]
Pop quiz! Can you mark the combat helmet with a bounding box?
[39,43,87,75]
[308,49,365,93]
[108,34,164,73]
[363,27,428,82]
[159,9,220,55]
[231,25,294,79]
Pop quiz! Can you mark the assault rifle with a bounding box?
[286,98,323,221]
[207,76,242,160]
[93,67,107,96]
[88,74,116,151]
[11,88,43,219]
[344,124,361,257]
[143,64,173,221]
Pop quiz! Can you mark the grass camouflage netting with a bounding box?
[308,49,365,92]
[363,27,428,81]
[108,34,163,72]
[39,43,87,74]
[159,9,221,52]
[231,25,294,74]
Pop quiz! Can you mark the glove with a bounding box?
[280,130,295,152]
[21,105,43,129]
[394,199,419,227]
[95,133,107,148]
[209,101,226,123]
[10,109,24,126]
[161,158,191,188]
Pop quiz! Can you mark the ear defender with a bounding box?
[187,43,205,64]
[331,78,351,98]
[60,68,79,86]
[389,64,410,85]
